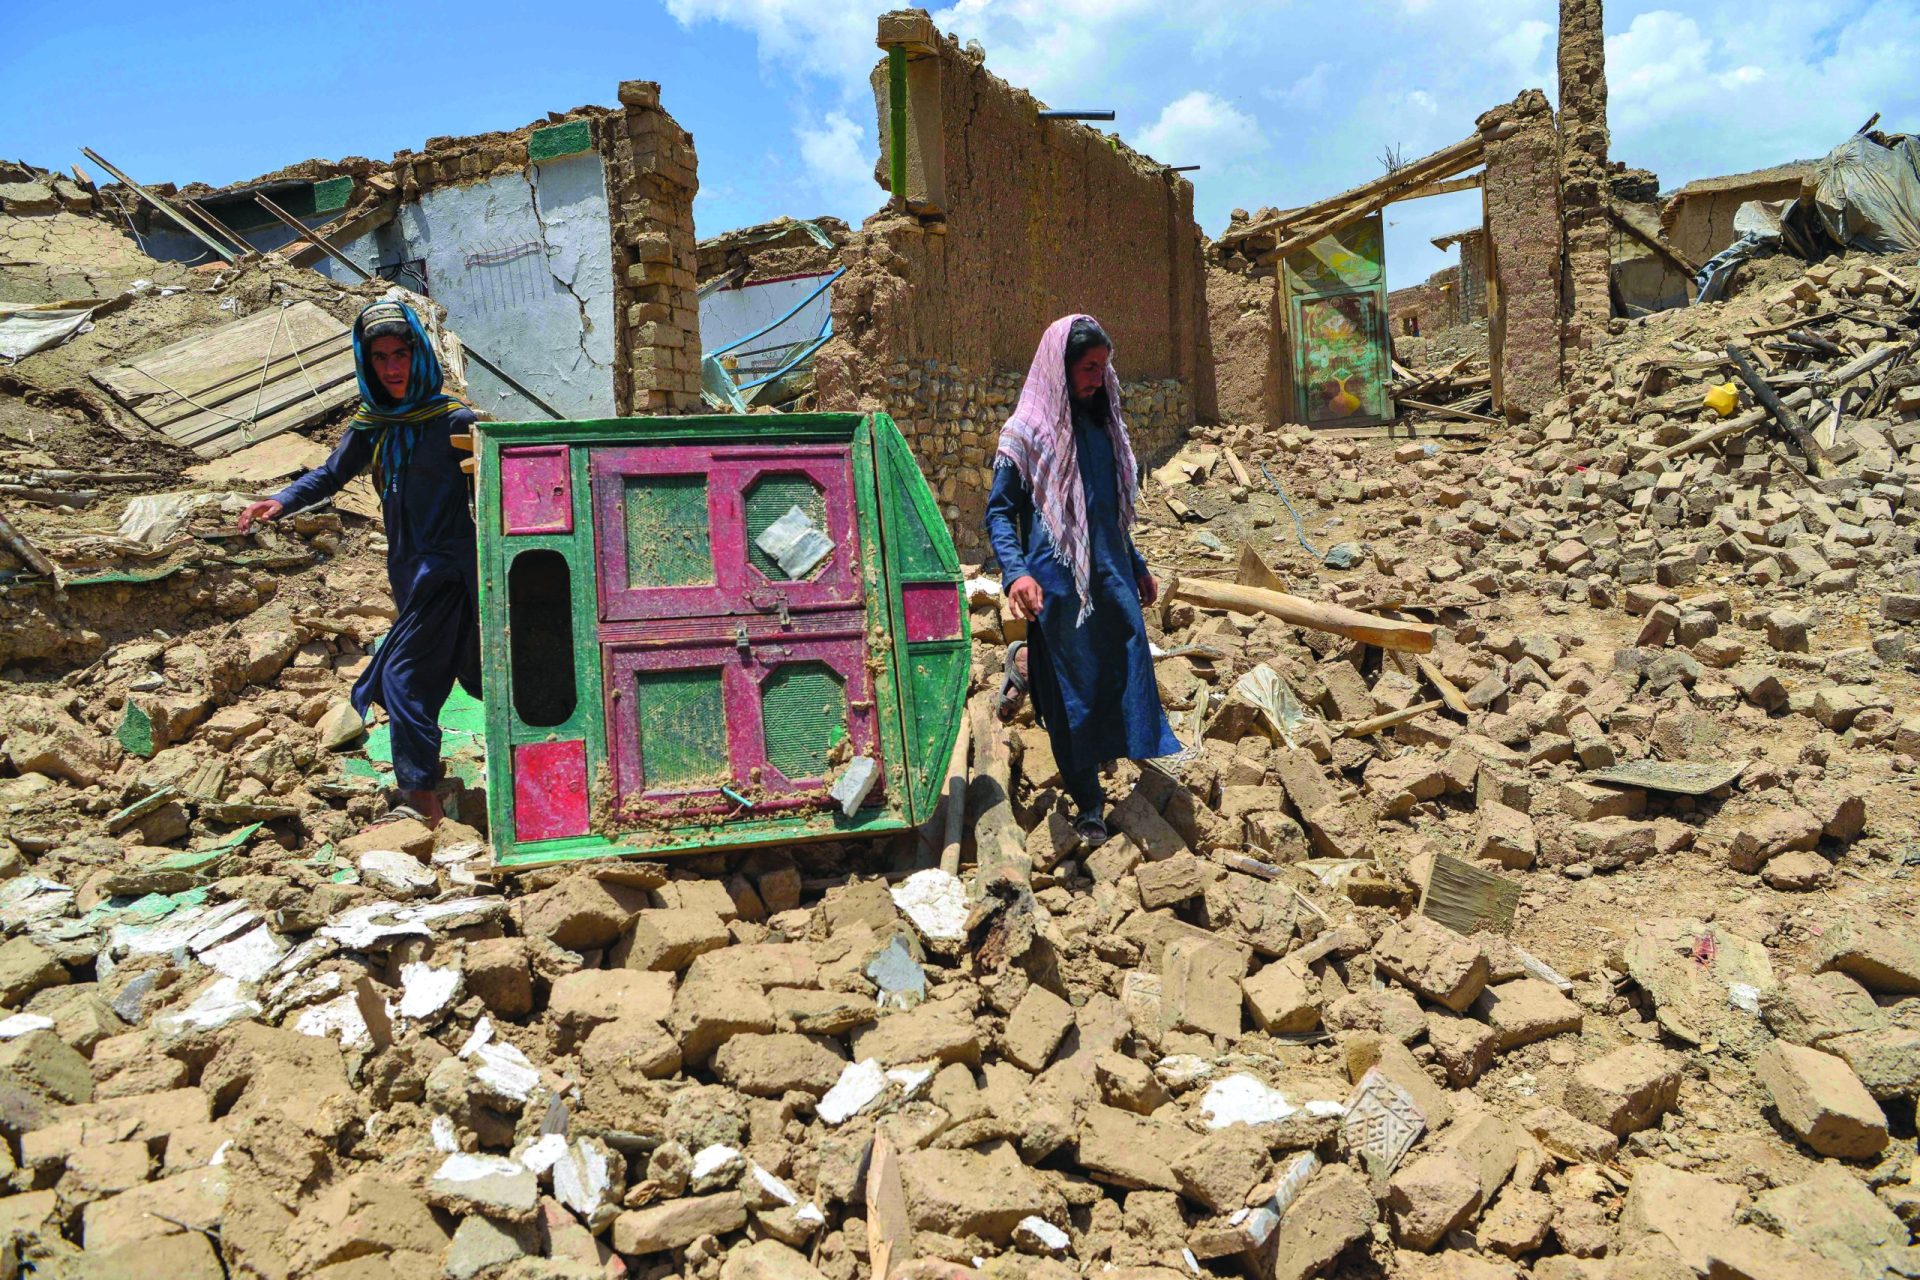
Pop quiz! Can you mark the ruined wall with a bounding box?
[1206,263,1284,426]
[1479,91,1565,419]
[1661,173,1810,266]
[1457,234,1490,324]
[819,12,1213,547]
[322,121,617,419]
[1557,0,1612,363]
[607,81,702,415]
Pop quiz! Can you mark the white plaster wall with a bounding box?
[327,151,615,420]
[701,273,833,384]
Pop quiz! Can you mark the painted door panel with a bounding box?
[1283,213,1392,429]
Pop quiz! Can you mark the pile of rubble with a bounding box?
[4,187,1920,1280]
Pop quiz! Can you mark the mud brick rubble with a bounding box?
[5,212,1920,1280]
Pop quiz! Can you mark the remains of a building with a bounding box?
[1660,160,1818,268]
[8,7,1920,1279]
[695,216,850,410]
[126,83,703,421]
[818,9,1216,545]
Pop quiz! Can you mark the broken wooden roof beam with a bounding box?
[1218,128,1491,250]
[80,146,241,266]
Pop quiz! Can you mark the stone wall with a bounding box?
[1479,91,1565,419]
[1661,171,1810,266]
[819,10,1214,548]
[607,81,702,415]
[1556,0,1612,366]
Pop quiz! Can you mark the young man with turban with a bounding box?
[985,314,1179,845]
[239,299,481,826]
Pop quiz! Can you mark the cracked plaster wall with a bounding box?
[323,151,616,419]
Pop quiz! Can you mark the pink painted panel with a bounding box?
[590,444,862,623]
[901,581,962,643]
[500,445,572,535]
[512,739,589,841]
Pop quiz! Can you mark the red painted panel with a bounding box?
[501,445,572,535]
[901,581,961,643]
[512,739,589,841]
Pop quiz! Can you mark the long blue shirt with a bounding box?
[271,409,481,791]
[985,402,1179,781]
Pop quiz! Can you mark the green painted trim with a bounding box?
[494,808,910,869]
[888,45,909,200]
[478,413,867,446]
[529,120,594,163]
[311,175,354,214]
[853,417,910,826]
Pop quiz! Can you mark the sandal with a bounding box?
[993,641,1029,724]
[1074,809,1109,848]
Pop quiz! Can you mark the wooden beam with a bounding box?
[285,198,397,270]
[1260,143,1489,263]
[1605,202,1702,279]
[1395,397,1501,424]
[1168,575,1437,653]
[80,147,238,265]
[1399,172,1484,202]
[1342,700,1444,737]
[1221,130,1487,247]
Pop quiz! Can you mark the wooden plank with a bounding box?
[866,1133,913,1279]
[92,302,359,457]
[1395,397,1502,425]
[1222,132,1485,246]
[1605,203,1702,278]
[1397,172,1484,202]
[285,198,396,270]
[1419,852,1520,935]
[1170,575,1436,652]
[1415,656,1470,715]
[1234,542,1286,592]
[81,147,238,266]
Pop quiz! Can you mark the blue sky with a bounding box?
[5,0,1915,289]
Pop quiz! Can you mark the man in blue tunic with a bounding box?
[985,314,1180,845]
[238,300,481,826]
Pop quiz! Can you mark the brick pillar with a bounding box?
[1558,0,1612,364]
[1479,90,1564,420]
[608,81,702,415]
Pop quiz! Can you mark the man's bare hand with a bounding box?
[1137,572,1159,607]
[237,499,283,532]
[1006,575,1044,621]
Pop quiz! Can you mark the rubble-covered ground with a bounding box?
[1,226,1920,1280]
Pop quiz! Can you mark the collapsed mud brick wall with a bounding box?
[1479,91,1566,419]
[1557,0,1612,366]
[608,81,702,415]
[1660,162,1815,267]
[818,9,1215,548]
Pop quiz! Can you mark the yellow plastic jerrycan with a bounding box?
[1703,382,1739,417]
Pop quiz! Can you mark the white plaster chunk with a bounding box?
[1153,1054,1213,1089]
[691,1144,741,1181]
[887,1064,935,1098]
[1015,1216,1070,1252]
[0,1014,54,1040]
[397,961,462,1023]
[472,1040,539,1101]
[156,976,261,1037]
[830,756,880,817]
[750,1162,799,1207]
[292,993,372,1050]
[554,1138,610,1217]
[458,1016,494,1059]
[434,1152,523,1183]
[818,1058,888,1125]
[200,924,286,984]
[357,850,437,899]
[1200,1074,1300,1128]
[890,869,968,944]
[795,1202,825,1227]
[520,1132,568,1175]
[431,1114,460,1153]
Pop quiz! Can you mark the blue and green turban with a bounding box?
[349,300,463,493]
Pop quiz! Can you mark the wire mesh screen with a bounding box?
[744,474,829,580]
[760,662,847,781]
[623,475,714,587]
[635,668,729,789]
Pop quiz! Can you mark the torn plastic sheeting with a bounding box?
[0,303,98,362]
[756,505,834,579]
[1229,664,1311,748]
[119,493,206,547]
[1813,133,1920,253]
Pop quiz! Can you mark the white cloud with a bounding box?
[795,111,876,207]
[662,0,879,86]
[1135,91,1266,170]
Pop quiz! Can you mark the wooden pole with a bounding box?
[1727,345,1830,477]
[965,696,1026,879]
[0,509,56,578]
[1342,700,1444,737]
[1649,408,1766,464]
[937,712,972,876]
[81,148,238,266]
[1169,574,1437,653]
